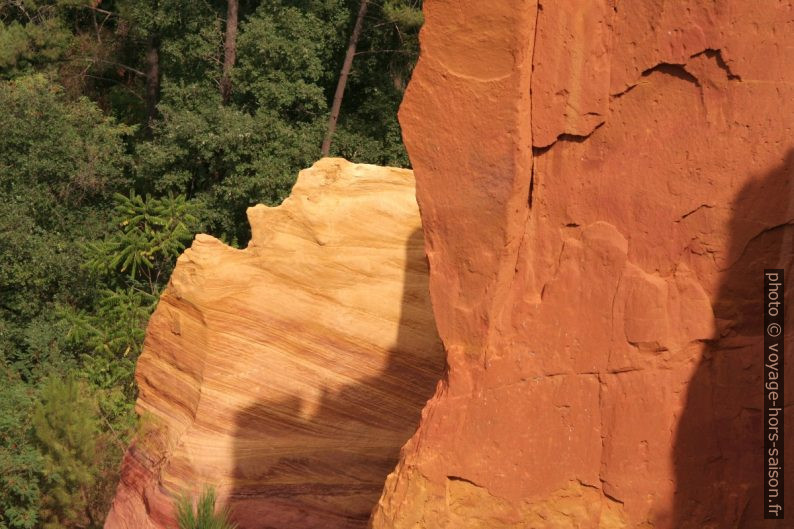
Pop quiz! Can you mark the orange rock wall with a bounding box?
[373,1,794,528]
[104,159,445,529]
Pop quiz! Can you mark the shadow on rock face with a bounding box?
[228,228,445,529]
[672,150,794,528]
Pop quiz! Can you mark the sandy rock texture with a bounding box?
[103,159,445,529]
[372,1,793,528]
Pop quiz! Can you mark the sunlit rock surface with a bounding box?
[104,158,444,529]
[372,1,793,528]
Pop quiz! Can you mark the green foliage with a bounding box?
[232,2,334,115]
[0,370,43,529]
[0,1,422,526]
[136,101,321,242]
[32,376,97,529]
[88,192,197,283]
[63,191,198,396]
[383,0,424,28]
[0,74,131,378]
[328,0,422,166]
[0,73,131,211]
[0,2,77,77]
[176,488,237,529]
[117,0,223,89]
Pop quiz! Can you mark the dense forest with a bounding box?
[0,1,421,527]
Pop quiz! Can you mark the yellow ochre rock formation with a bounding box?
[104,158,445,529]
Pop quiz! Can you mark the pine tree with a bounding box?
[0,369,44,529]
[31,376,98,529]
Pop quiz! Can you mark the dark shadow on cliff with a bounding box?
[672,150,794,528]
[227,228,445,529]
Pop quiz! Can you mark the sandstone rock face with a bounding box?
[373,1,793,528]
[104,159,445,529]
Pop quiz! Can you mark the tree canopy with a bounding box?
[0,1,422,526]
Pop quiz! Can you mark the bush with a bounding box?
[175,487,237,529]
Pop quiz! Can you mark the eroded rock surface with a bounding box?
[373,1,793,528]
[104,159,444,529]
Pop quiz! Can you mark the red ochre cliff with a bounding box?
[107,2,794,529]
[372,1,793,528]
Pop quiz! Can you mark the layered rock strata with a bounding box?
[104,159,445,529]
[372,1,794,528]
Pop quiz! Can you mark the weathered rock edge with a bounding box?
[371,1,793,528]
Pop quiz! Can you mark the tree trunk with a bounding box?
[145,34,160,131]
[220,0,239,104]
[321,0,368,157]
